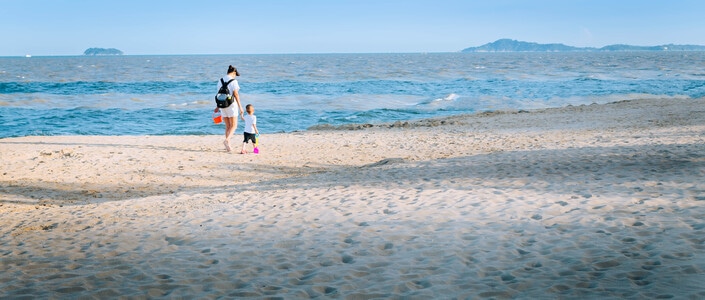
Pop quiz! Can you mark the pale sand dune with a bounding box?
[1,98,705,298]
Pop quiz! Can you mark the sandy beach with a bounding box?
[2,98,705,298]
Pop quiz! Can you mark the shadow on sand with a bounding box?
[3,141,703,206]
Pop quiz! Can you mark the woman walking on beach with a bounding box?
[214,65,245,152]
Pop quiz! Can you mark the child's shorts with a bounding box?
[243,132,257,144]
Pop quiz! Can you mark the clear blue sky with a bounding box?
[2,0,704,56]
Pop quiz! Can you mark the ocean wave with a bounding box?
[0,81,214,95]
[3,52,705,137]
[3,77,705,102]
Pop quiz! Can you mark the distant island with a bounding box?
[83,48,124,56]
[462,39,705,52]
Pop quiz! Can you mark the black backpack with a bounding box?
[215,78,236,108]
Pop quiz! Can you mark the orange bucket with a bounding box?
[212,112,222,124]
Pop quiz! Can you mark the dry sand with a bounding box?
[1,98,705,299]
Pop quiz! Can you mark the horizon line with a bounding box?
[8,40,705,57]
[6,51,462,58]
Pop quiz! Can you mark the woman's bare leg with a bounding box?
[223,117,235,152]
[226,118,237,140]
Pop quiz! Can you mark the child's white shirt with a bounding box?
[244,114,256,134]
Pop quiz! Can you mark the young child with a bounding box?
[241,104,259,154]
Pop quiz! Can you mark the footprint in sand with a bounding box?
[341,255,354,264]
[593,259,621,269]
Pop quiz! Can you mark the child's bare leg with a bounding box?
[241,142,247,154]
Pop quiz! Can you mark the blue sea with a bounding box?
[1,52,705,138]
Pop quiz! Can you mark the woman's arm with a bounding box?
[233,90,245,120]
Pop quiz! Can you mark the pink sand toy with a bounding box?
[253,134,260,154]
